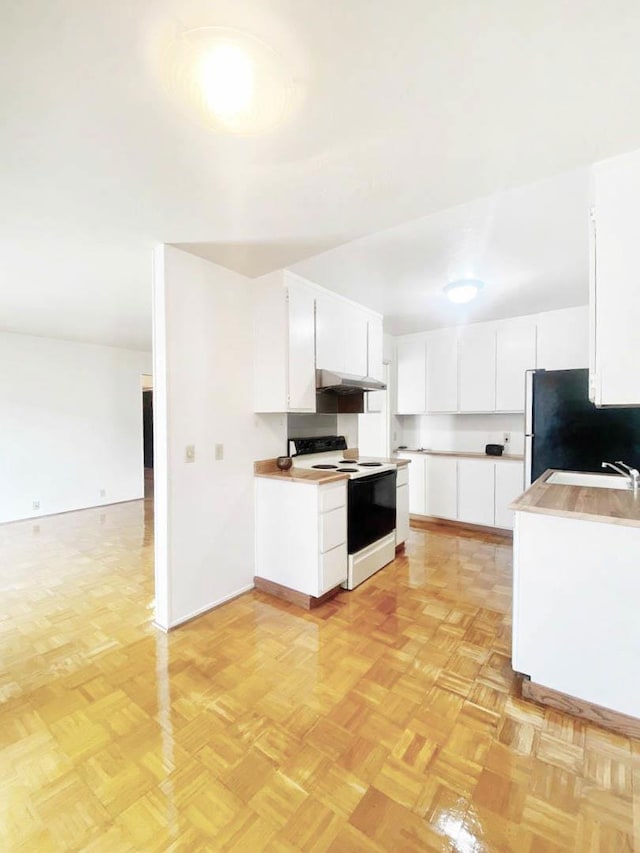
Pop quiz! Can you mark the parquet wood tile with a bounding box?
[2,495,639,850]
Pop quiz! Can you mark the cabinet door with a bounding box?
[397,453,425,514]
[591,150,640,406]
[495,318,536,411]
[536,307,588,370]
[425,456,457,519]
[458,459,495,527]
[343,305,368,376]
[396,338,426,413]
[458,325,496,412]
[426,328,458,412]
[495,461,524,530]
[367,318,384,381]
[315,294,344,373]
[288,285,316,411]
[396,484,410,545]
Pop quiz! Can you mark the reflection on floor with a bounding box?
[1,501,638,851]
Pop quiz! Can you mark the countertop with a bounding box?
[254,454,409,484]
[394,448,524,462]
[253,450,411,486]
[511,469,640,528]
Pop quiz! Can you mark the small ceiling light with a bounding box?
[444,279,484,304]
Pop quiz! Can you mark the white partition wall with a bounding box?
[152,246,285,630]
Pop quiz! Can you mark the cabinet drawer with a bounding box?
[320,543,348,593]
[396,466,409,487]
[320,507,346,553]
[319,485,346,514]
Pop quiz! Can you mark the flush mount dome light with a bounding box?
[170,27,296,135]
[444,279,484,304]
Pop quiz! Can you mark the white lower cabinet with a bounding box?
[396,466,410,545]
[255,478,347,597]
[425,456,458,520]
[495,461,525,530]
[397,452,426,514]
[457,459,495,527]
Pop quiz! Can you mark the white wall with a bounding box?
[153,245,285,630]
[0,332,151,523]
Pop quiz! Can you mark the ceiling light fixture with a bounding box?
[169,27,297,135]
[444,279,484,304]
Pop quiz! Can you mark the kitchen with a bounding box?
[238,145,640,743]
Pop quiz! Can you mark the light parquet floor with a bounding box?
[1,498,639,851]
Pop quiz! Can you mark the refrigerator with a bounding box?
[525,368,640,486]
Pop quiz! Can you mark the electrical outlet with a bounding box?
[503,432,511,445]
[100,488,106,498]
[32,500,40,511]
[185,445,195,463]
[215,443,224,461]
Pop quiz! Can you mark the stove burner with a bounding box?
[340,459,358,464]
[337,468,358,473]
[358,461,383,467]
[311,464,339,469]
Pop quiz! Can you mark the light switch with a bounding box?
[185,445,195,463]
[215,443,224,461]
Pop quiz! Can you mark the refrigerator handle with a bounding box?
[524,435,533,488]
[524,370,535,436]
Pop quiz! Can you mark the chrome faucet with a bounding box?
[602,460,640,493]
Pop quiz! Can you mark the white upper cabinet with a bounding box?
[458,324,497,412]
[495,317,537,412]
[367,318,384,381]
[343,304,368,376]
[536,306,588,370]
[396,338,426,414]
[315,294,344,373]
[426,328,458,413]
[316,292,377,378]
[287,285,317,412]
[590,149,640,406]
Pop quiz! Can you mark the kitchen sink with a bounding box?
[545,471,630,490]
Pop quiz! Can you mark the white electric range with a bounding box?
[288,435,398,589]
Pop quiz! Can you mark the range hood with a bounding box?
[316,369,386,395]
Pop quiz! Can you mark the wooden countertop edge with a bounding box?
[511,469,640,528]
[394,449,524,462]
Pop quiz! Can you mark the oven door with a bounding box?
[347,470,397,555]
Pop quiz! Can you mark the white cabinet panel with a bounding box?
[315,294,344,373]
[396,339,426,413]
[458,459,495,527]
[425,456,457,520]
[343,305,368,376]
[288,285,317,411]
[458,325,496,412]
[321,543,348,592]
[404,454,426,515]
[536,307,588,370]
[320,507,347,552]
[426,328,458,413]
[495,318,536,411]
[495,461,524,530]
[591,150,640,406]
[367,318,384,382]
[396,484,410,545]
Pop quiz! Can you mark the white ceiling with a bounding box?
[2,1,640,349]
[290,169,590,334]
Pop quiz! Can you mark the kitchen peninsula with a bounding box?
[511,469,640,737]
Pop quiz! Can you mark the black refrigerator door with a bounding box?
[347,470,397,555]
[531,369,640,481]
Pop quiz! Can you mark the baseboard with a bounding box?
[0,495,145,526]
[166,585,255,630]
[254,576,342,610]
[522,678,640,739]
[410,514,513,540]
